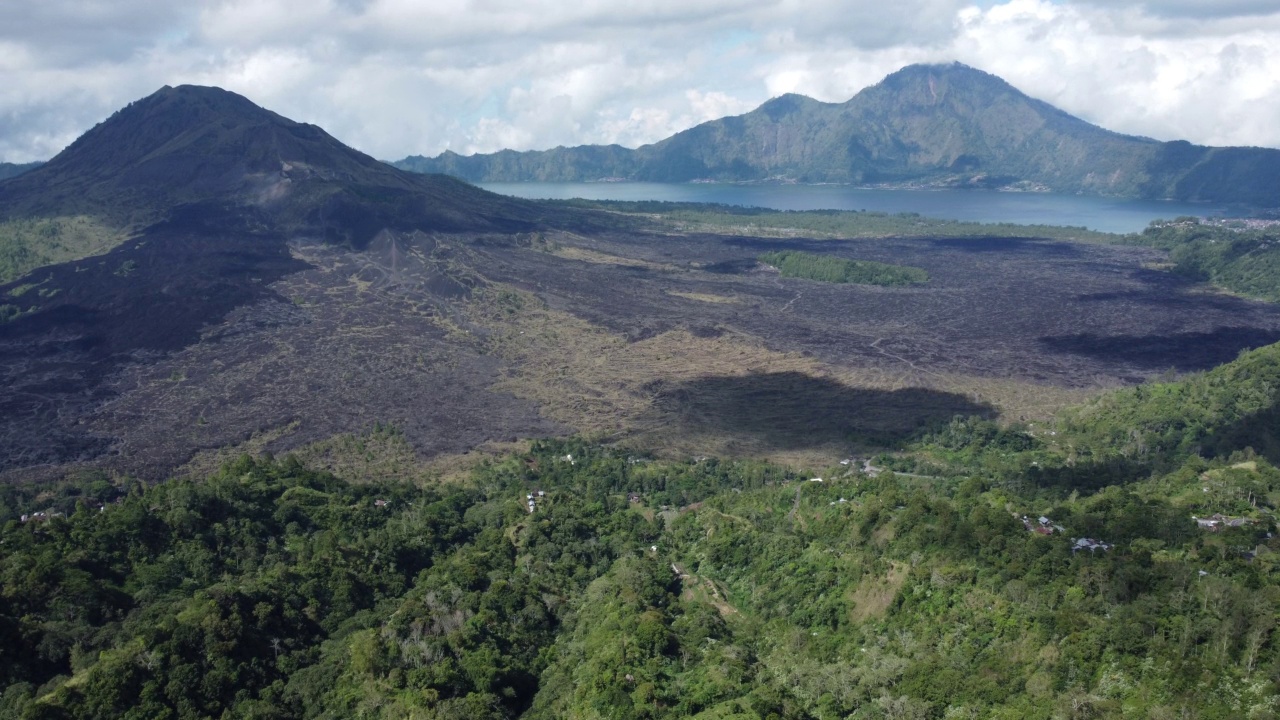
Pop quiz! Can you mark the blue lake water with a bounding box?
[478,182,1246,234]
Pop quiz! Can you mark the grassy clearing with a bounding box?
[666,290,740,304]
[464,282,1096,467]
[552,245,680,272]
[0,216,131,283]
[559,200,1118,243]
[848,562,908,622]
[0,303,37,324]
[930,371,1095,423]
[176,423,303,480]
[284,430,529,485]
[180,419,531,486]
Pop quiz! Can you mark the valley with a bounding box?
[5,78,1280,720]
[6,201,1280,481]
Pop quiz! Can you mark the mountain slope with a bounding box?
[1062,340,1280,466]
[4,411,1280,719]
[395,63,1280,206]
[0,162,40,181]
[0,85,552,238]
[0,85,601,476]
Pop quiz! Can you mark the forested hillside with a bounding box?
[4,341,1280,718]
[395,63,1280,207]
[1132,219,1280,303]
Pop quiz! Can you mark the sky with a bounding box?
[2,0,1280,163]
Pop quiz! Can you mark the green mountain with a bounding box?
[395,62,1280,207]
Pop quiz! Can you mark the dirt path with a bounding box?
[787,484,802,521]
[780,289,803,313]
[870,336,943,378]
[673,563,738,616]
[863,459,943,481]
[768,270,803,313]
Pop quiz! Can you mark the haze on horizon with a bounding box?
[3,0,1280,165]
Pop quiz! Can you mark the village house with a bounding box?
[1021,515,1065,535]
[1192,513,1254,531]
[1072,538,1112,552]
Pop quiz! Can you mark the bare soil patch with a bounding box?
[849,562,908,622]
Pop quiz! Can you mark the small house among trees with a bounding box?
[1072,538,1112,552]
[1192,513,1253,531]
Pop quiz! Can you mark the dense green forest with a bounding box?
[759,250,928,287]
[1133,219,1280,303]
[4,342,1280,718]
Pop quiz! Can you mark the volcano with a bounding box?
[0,84,557,240]
[0,85,598,476]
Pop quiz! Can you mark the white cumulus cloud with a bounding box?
[1,0,1280,163]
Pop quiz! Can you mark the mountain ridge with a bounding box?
[0,84,561,240]
[0,83,613,475]
[394,62,1280,207]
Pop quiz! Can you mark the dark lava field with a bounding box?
[488,231,1280,381]
[4,214,1280,479]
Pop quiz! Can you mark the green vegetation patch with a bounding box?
[1060,340,1280,469]
[894,340,1280,495]
[4,406,1280,718]
[0,215,128,283]
[558,199,1118,243]
[760,249,928,286]
[1131,218,1280,302]
[0,303,35,324]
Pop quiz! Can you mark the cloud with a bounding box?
[950,1,1280,146]
[753,0,1280,148]
[1,0,1280,163]
[0,2,195,65]
[1075,0,1280,20]
[756,0,970,49]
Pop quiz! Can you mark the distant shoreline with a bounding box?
[475,180,1255,233]
[501,177,1262,207]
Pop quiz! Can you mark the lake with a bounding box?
[478,182,1245,234]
